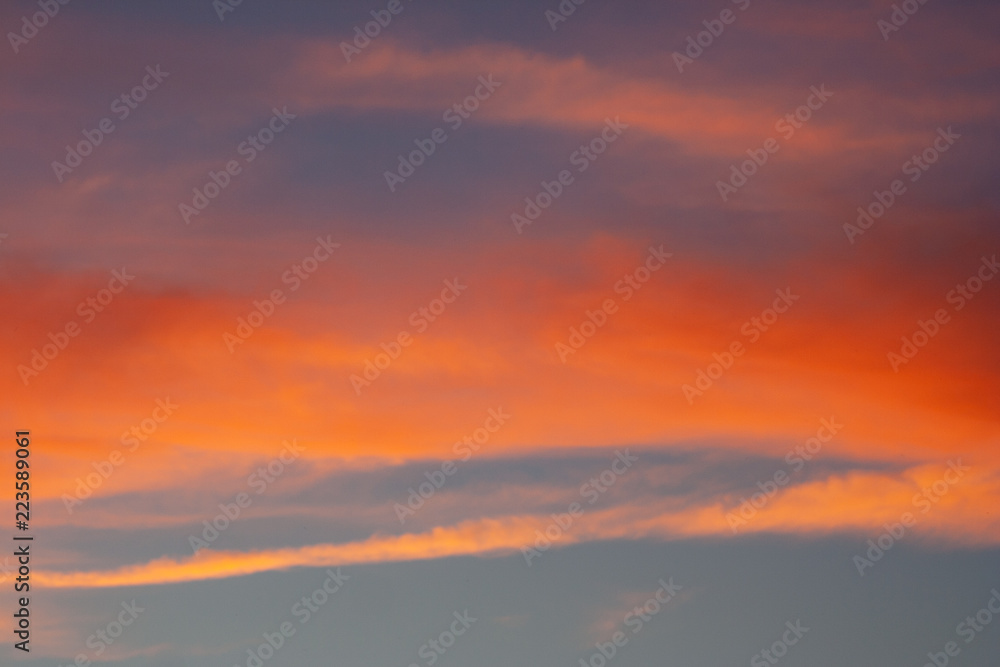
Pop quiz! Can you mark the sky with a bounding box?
[1,0,999,665]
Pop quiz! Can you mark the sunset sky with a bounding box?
[2,0,999,666]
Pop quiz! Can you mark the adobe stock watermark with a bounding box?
[7,0,72,54]
[877,0,933,40]
[0,555,18,585]
[179,106,296,224]
[579,578,682,667]
[350,278,467,394]
[53,601,144,667]
[750,620,810,667]
[341,0,415,62]
[234,568,350,667]
[17,268,135,386]
[556,245,672,363]
[853,459,969,576]
[919,589,1000,667]
[393,407,511,523]
[844,127,960,243]
[887,254,997,372]
[725,417,843,532]
[384,75,501,192]
[52,65,170,183]
[405,610,477,667]
[672,0,751,73]
[213,0,246,21]
[224,236,340,352]
[716,85,833,201]
[511,118,629,234]
[544,0,590,31]
[189,439,305,553]
[682,287,799,403]
[521,449,639,566]
[61,398,179,513]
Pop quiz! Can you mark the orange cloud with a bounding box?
[36,461,999,588]
[5,230,999,510]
